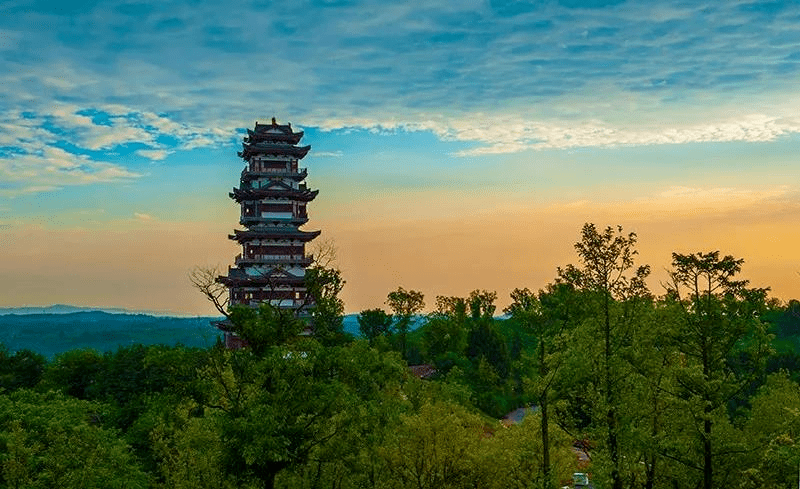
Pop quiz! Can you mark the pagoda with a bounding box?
[217,118,319,342]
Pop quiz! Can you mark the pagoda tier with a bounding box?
[228,228,321,243]
[229,186,319,203]
[238,142,311,161]
[246,118,304,145]
[217,118,320,319]
[218,267,307,287]
[246,128,304,145]
[241,167,308,182]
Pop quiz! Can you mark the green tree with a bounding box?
[150,399,244,489]
[0,390,148,488]
[468,290,497,319]
[740,373,800,488]
[196,337,407,489]
[386,287,425,361]
[378,401,491,489]
[489,413,576,489]
[358,308,394,344]
[421,296,468,371]
[558,223,651,489]
[227,303,305,354]
[0,347,46,392]
[43,348,105,399]
[664,251,772,489]
[305,265,348,346]
[505,283,579,489]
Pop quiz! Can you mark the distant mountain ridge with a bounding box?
[0,306,364,358]
[0,310,223,358]
[0,304,202,317]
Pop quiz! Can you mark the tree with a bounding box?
[386,287,425,361]
[378,401,491,489]
[358,308,394,344]
[226,303,305,355]
[468,290,497,319]
[43,348,105,399]
[558,223,651,489]
[305,264,348,345]
[422,298,468,370]
[664,251,772,489]
[0,390,148,488]
[0,346,46,392]
[489,412,576,489]
[505,283,579,489]
[741,373,800,488]
[189,265,231,319]
[195,337,407,489]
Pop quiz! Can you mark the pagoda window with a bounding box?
[263,203,293,213]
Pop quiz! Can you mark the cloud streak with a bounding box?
[2,1,799,138]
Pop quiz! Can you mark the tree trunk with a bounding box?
[264,472,277,489]
[540,339,551,489]
[604,292,623,489]
[703,411,712,489]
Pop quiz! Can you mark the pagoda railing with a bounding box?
[242,168,307,180]
[240,215,308,225]
[235,253,314,265]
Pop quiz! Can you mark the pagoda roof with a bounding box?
[253,118,298,135]
[230,186,319,203]
[229,228,321,243]
[217,267,307,287]
[239,142,311,161]
[246,128,304,145]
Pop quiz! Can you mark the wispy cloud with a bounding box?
[311,151,344,158]
[2,1,798,138]
[135,149,171,161]
[2,0,800,197]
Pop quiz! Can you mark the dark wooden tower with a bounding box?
[217,118,319,345]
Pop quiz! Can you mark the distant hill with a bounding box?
[0,307,398,358]
[0,311,222,358]
[0,304,192,316]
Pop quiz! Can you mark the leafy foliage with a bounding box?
[0,390,148,488]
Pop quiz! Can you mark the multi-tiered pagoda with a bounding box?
[217,118,319,328]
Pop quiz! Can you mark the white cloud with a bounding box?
[0,0,799,173]
[135,149,171,160]
[0,143,142,197]
[311,151,344,158]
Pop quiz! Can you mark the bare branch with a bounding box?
[308,237,338,270]
[189,265,230,318]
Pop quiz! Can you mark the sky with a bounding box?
[2,0,800,315]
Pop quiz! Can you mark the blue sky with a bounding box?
[2,0,800,314]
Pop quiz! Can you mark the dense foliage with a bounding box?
[2,223,800,488]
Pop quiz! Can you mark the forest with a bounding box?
[2,223,800,489]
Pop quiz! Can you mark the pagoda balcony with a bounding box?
[241,210,308,219]
[241,168,307,181]
[235,253,314,266]
[247,299,307,309]
[240,215,309,226]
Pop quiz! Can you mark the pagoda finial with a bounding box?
[271,117,277,125]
